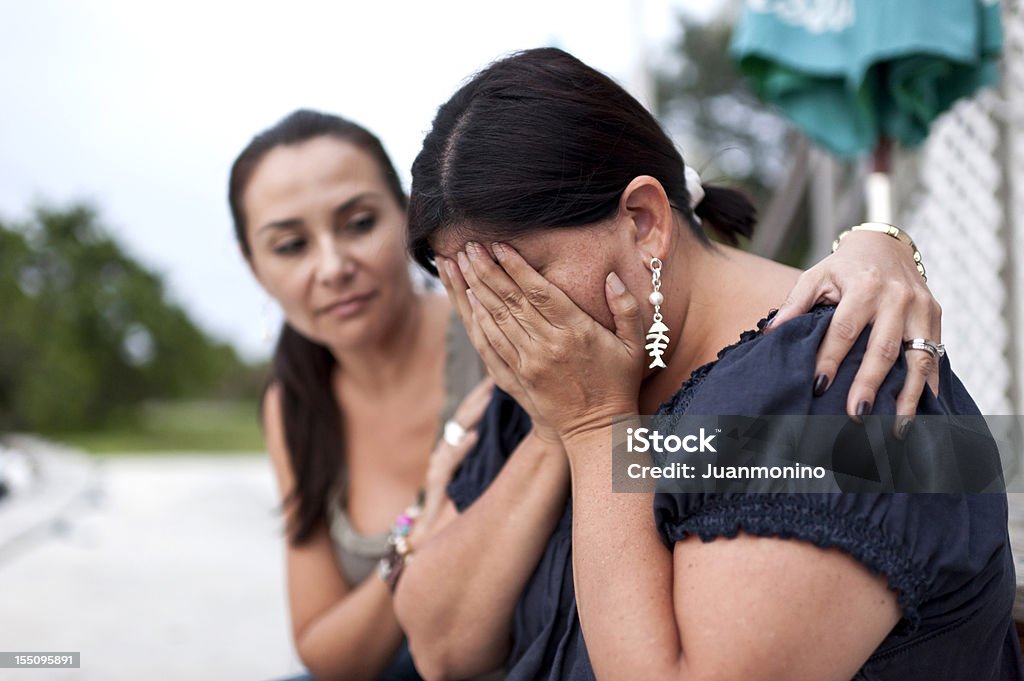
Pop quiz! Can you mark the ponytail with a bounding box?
[695,184,757,245]
[264,324,344,545]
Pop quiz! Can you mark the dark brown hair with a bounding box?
[408,48,755,274]
[228,109,406,544]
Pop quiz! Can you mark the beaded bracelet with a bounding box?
[378,501,423,592]
[831,222,927,281]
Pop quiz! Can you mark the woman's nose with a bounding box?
[315,240,353,285]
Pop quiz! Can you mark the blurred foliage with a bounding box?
[655,8,812,265]
[0,203,266,435]
[59,399,265,454]
[656,10,792,206]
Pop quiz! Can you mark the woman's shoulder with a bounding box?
[671,305,976,419]
[659,306,833,416]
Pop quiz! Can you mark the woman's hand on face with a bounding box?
[417,377,494,537]
[436,252,556,441]
[768,230,941,424]
[438,242,645,444]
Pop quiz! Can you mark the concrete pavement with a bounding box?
[0,449,304,680]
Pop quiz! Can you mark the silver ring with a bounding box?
[903,338,941,359]
[443,420,467,447]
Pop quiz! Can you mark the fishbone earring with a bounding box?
[645,257,670,369]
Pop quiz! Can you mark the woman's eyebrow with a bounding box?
[332,192,377,218]
[257,217,303,234]
[257,192,379,234]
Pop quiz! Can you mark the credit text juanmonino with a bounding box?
[624,427,826,480]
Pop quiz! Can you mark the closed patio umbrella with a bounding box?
[730,0,1003,221]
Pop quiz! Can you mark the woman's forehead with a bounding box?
[430,224,590,261]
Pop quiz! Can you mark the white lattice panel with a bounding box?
[890,0,1023,415]
[1006,0,1024,414]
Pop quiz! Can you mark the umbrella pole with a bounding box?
[867,137,893,224]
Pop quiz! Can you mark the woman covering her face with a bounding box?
[394,49,1021,680]
[229,111,493,681]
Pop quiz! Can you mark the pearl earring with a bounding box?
[645,257,670,369]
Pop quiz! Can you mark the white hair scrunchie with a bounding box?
[684,164,705,209]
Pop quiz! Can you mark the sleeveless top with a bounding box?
[326,309,485,587]
[448,306,1023,680]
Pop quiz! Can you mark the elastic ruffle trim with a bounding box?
[661,494,929,633]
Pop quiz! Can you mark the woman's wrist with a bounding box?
[561,412,639,462]
[559,404,639,447]
[833,222,926,280]
[528,424,563,448]
[378,499,424,592]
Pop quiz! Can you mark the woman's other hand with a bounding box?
[768,230,941,422]
[416,377,493,538]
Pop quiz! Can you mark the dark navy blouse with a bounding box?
[447,306,1023,680]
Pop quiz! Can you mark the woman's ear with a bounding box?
[618,175,674,260]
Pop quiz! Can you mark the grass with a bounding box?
[55,399,265,455]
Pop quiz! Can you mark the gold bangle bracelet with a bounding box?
[831,222,927,281]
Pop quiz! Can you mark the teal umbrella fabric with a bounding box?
[730,0,1003,158]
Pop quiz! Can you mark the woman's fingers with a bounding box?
[431,428,480,479]
[605,272,645,360]
[423,429,480,528]
[452,377,495,431]
[439,256,537,415]
[440,257,519,385]
[837,303,904,418]
[437,256,474,331]
[444,254,517,366]
[765,267,836,333]
[893,297,942,430]
[815,283,940,422]
[467,288,522,370]
[458,245,535,348]
[490,242,579,325]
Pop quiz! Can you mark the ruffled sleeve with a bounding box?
[653,307,1010,631]
[447,386,532,512]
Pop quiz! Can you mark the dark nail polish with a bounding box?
[856,400,872,417]
[813,374,830,397]
[897,417,915,440]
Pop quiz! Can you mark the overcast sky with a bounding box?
[0,0,724,360]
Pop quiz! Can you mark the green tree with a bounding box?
[655,9,814,264]
[0,227,37,430]
[657,13,791,203]
[0,202,256,433]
